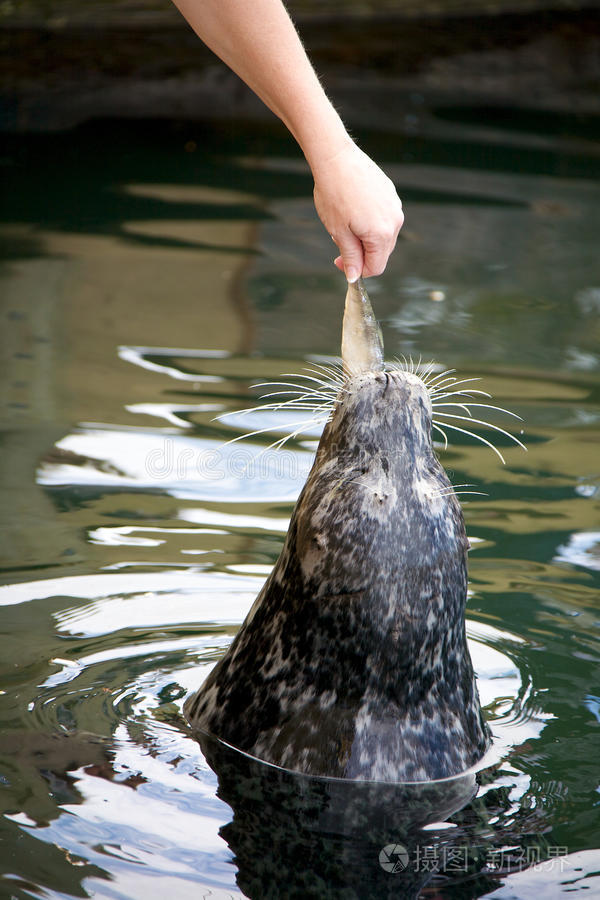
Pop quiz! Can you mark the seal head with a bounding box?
[184,366,490,782]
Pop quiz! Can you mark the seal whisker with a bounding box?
[214,369,346,452]
[256,403,331,414]
[432,422,449,449]
[423,367,457,387]
[431,388,492,400]
[433,482,481,492]
[254,392,333,407]
[302,375,345,393]
[395,354,411,373]
[217,392,332,421]
[416,360,438,383]
[279,373,347,396]
[432,412,527,451]
[429,376,483,394]
[454,490,488,496]
[258,395,331,407]
[429,375,478,389]
[257,383,335,396]
[432,401,523,420]
[257,391,334,406]
[433,401,474,416]
[251,392,335,411]
[253,404,329,416]
[254,379,337,398]
[433,489,488,498]
[255,417,332,456]
[432,420,508,462]
[264,428,319,453]
[389,357,437,384]
[220,413,330,448]
[303,362,346,384]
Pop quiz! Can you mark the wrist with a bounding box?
[290,106,354,176]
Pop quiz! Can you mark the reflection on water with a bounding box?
[1,105,599,898]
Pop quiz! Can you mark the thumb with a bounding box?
[335,230,364,283]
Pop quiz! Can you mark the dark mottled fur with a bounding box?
[185,369,490,781]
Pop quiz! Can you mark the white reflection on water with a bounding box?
[10,734,245,899]
[179,507,290,532]
[37,426,312,502]
[555,531,600,572]
[484,849,600,898]
[0,571,263,616]
[126,403,223,429]
[118,345,229,382]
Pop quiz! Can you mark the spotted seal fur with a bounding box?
[183,280,524,782]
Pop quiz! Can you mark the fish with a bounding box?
[341,277,384,375]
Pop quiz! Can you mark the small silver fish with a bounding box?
[341,278,384,376]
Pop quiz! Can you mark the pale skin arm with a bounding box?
[171,0,404,281]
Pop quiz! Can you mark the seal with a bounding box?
[184,280,523,782]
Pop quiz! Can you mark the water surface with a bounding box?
[1,110,599,898]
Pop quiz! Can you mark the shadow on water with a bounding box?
[3,108,600,257]
[196,732,555,899]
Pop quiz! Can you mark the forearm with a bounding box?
[171,0,352,172]
[172,0,404,279]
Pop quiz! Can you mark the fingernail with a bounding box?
[346,267,359,283]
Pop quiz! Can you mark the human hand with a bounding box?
[311,141,404,282]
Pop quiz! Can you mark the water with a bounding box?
[1,110,599,898]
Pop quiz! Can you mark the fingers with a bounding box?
[328,186,404,282]
[360,210,404,278]
[334,205,404,281]
[332,230,364,283]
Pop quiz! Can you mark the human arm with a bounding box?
[171,0,404,280]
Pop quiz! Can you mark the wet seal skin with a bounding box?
[184,278,496,780]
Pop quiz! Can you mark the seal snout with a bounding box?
[331,367,433,463]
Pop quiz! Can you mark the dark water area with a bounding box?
[1,72,600,900]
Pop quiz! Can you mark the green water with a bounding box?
[0,110,599,898]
